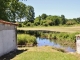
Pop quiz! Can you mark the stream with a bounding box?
[37,37,76,52]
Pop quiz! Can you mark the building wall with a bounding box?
[76,36,80,54]
[0,23,17,56]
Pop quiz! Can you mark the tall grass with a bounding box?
[17,34,37,46]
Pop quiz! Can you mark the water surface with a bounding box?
[37,37,76,52]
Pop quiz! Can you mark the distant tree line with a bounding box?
[0,0,80,26]
[20,13,80,27]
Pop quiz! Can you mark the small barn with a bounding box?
[0,20,17,56]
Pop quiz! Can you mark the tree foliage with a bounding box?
[0,0,35,23]
[41,13,47,20]
[0,0,10,21]
[26,5,35,22]
[61,15,66,25]
[24,14,79,27]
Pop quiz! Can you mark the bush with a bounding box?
[43,23,48,26]
[17,34,37,46]
[17,34,27,45]
[26,22,31,26]
[18,23,22,27]
[66,20,76,25]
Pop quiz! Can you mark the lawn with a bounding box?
[12,51,78,60]
[1,46,79,60]
[12,46,80,60]
[17,25,80,33]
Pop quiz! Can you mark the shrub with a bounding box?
[18,23,22,27]
[17,34,27,45]
[66,20,76,25]
[26,22,31,26]
[17,34,37,46]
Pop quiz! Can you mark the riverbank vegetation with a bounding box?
[17,34,37,46]
[17,30,80,48]
[17,30,80,42]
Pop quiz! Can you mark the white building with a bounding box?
[0,20,17,56]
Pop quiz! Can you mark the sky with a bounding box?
[20,0,80,19]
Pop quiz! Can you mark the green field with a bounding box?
[17,25,80,33]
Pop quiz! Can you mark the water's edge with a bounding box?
[37,37,76,52]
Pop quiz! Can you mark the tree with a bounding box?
[76,17,80,24]
[34,19,40,26]
[0,0,11,21]
[34,15,41,26]
[54,18,60,25]
[8,0,19,22]
[16,2,27,22]
[46,15,53,20]
[66,20,76,25]
[41,13,47,20]
[61,15,66,25]
[0,0,21,22]
[0,0,29,23]
[38,15,41,20]
[46,15,60,26]
[26,5,35,23]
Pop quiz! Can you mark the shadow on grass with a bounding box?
[0,49,27,60]
[52,47,67,53]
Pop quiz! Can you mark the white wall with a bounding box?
[0,25,17,56]
[0,31,3,56]
[76,37,80,54]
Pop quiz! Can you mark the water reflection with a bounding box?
[37,37,76,52]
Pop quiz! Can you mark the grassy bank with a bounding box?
[12,52,77,60]
[17,30,80,42]
[2,46,79,60]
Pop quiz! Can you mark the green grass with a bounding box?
[12,51,78,60]
[1,46,80,60]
